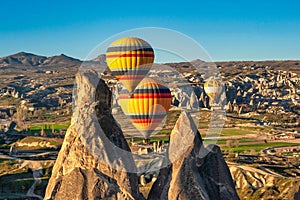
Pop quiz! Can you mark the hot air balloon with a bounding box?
[106,37,154,94]
[119,78,172,138]
[204,78,223,104]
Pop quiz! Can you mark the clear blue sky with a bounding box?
[1,0,300,61]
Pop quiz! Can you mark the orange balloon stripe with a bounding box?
[118,92,171,97]
[132,94,172,98]
[106,53,154,58]
[131,118,164,123]
[118,78,171,137]
[118,75,146,80]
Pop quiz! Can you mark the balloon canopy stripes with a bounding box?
[106,37,155,93]
[119,78,172,138]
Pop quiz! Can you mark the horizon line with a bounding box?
[1,51,300,63]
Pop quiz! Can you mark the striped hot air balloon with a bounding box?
[119,78,172,138]
[204,78,223,103]
[106,37,154,93]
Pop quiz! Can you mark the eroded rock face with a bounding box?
[229,164,300,200]
[171,87,199,110]
[45,70,143,200]
[148,111,239,200]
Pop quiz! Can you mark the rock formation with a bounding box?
[45,70,143,200]
[229,164,300,200]
[148,111,239,200]
[171,86,199,110]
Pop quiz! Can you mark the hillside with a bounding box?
[229,163,300,200]
[0,52,82,70]
[1,52,299,74]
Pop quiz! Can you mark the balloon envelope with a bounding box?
[119,78,172,138]
[204,78,222,103]
[106,37,154,93]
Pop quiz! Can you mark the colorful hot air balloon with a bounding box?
[119,78,172,138]
[204,78,223,103]
[106,37,154,93]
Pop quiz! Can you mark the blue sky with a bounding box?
[1,0,300,61]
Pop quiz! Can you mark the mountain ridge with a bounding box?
[0,52,299,75]
[0,52,82,69]
[1,51,300,64]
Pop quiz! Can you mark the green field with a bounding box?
[220,128,257,136]
[221,142,299,153]
[197,121,210,129]
[156,129,172,135]
[29,123,70,131]
[27,123,70,135]
[203,138,261,145]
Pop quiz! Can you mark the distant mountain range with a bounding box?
[0,52,82,69]
[0,52,299,75]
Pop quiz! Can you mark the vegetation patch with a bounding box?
[222,142,299,153]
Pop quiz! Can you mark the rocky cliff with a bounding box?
[45,70,143,200]
[148,111,239,200]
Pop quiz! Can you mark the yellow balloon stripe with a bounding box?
[106,37,154,93]
[119,78,172,138]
